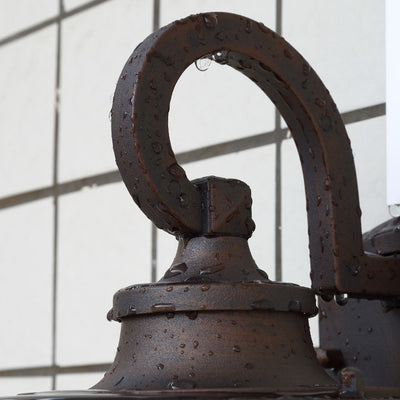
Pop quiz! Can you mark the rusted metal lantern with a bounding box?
[3,12,400,400]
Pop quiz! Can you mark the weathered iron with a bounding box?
[3,11,399,400]
[95,11,400,397]
[318,218,400,397]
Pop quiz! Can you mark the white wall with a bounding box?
[386,0,400,207]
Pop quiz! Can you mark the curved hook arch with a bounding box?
[112,12,399,296]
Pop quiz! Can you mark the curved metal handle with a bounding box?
[112,12,400,297]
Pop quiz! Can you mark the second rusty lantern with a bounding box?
[93,11,399,398]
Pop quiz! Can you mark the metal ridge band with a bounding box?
[109,282,317,320]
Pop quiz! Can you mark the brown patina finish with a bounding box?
[3,11,399,400]
[110,12,400,299]
[94,11,400,397]
[318,219,400,395]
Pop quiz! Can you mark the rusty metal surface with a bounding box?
[100,11,400,397]
[317,218,400,397]
[111,12,400,297]
[97,12,349,395]
[95,310,336,393]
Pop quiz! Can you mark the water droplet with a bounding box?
[319,309,327,319]
[156,363,164,370]
[185,311,198,320]
[166,286,173,292]
[152,142,163,154]
[288,299,302,312]
[149,80,157,90]
[179,343,185,349]
[324,177,331,190]
[283,48,293,59]
[303,63,310,76]
[321,293,334,302]
[208,351,214,356]
[351,265,361,276]
[203,13,218,28]
[315,97,326,108]
[195,56,212,72]
[193,340,199,349]
[151,303,176,312]
[121,73,127,80]
[250,299,273,310]
[108,109,113,121]
[316,195,322,206]
[239,59,251,69]
[168,379,196,390]
[163,71,171,82]
[335,293,348,306]
[233,345,241,352]
[321,115,332,131]
[179,192,188,207]
[367,327,373,333]
[164,263,188,278]
[258,62,272,72]
[201,284,210,292]
[245,19,252,33]
[319,236,325,253]
[214,31,225,41]
[129,306,137,313]
[200,264,224,275]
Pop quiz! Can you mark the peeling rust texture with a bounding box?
[111,12,400,298]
